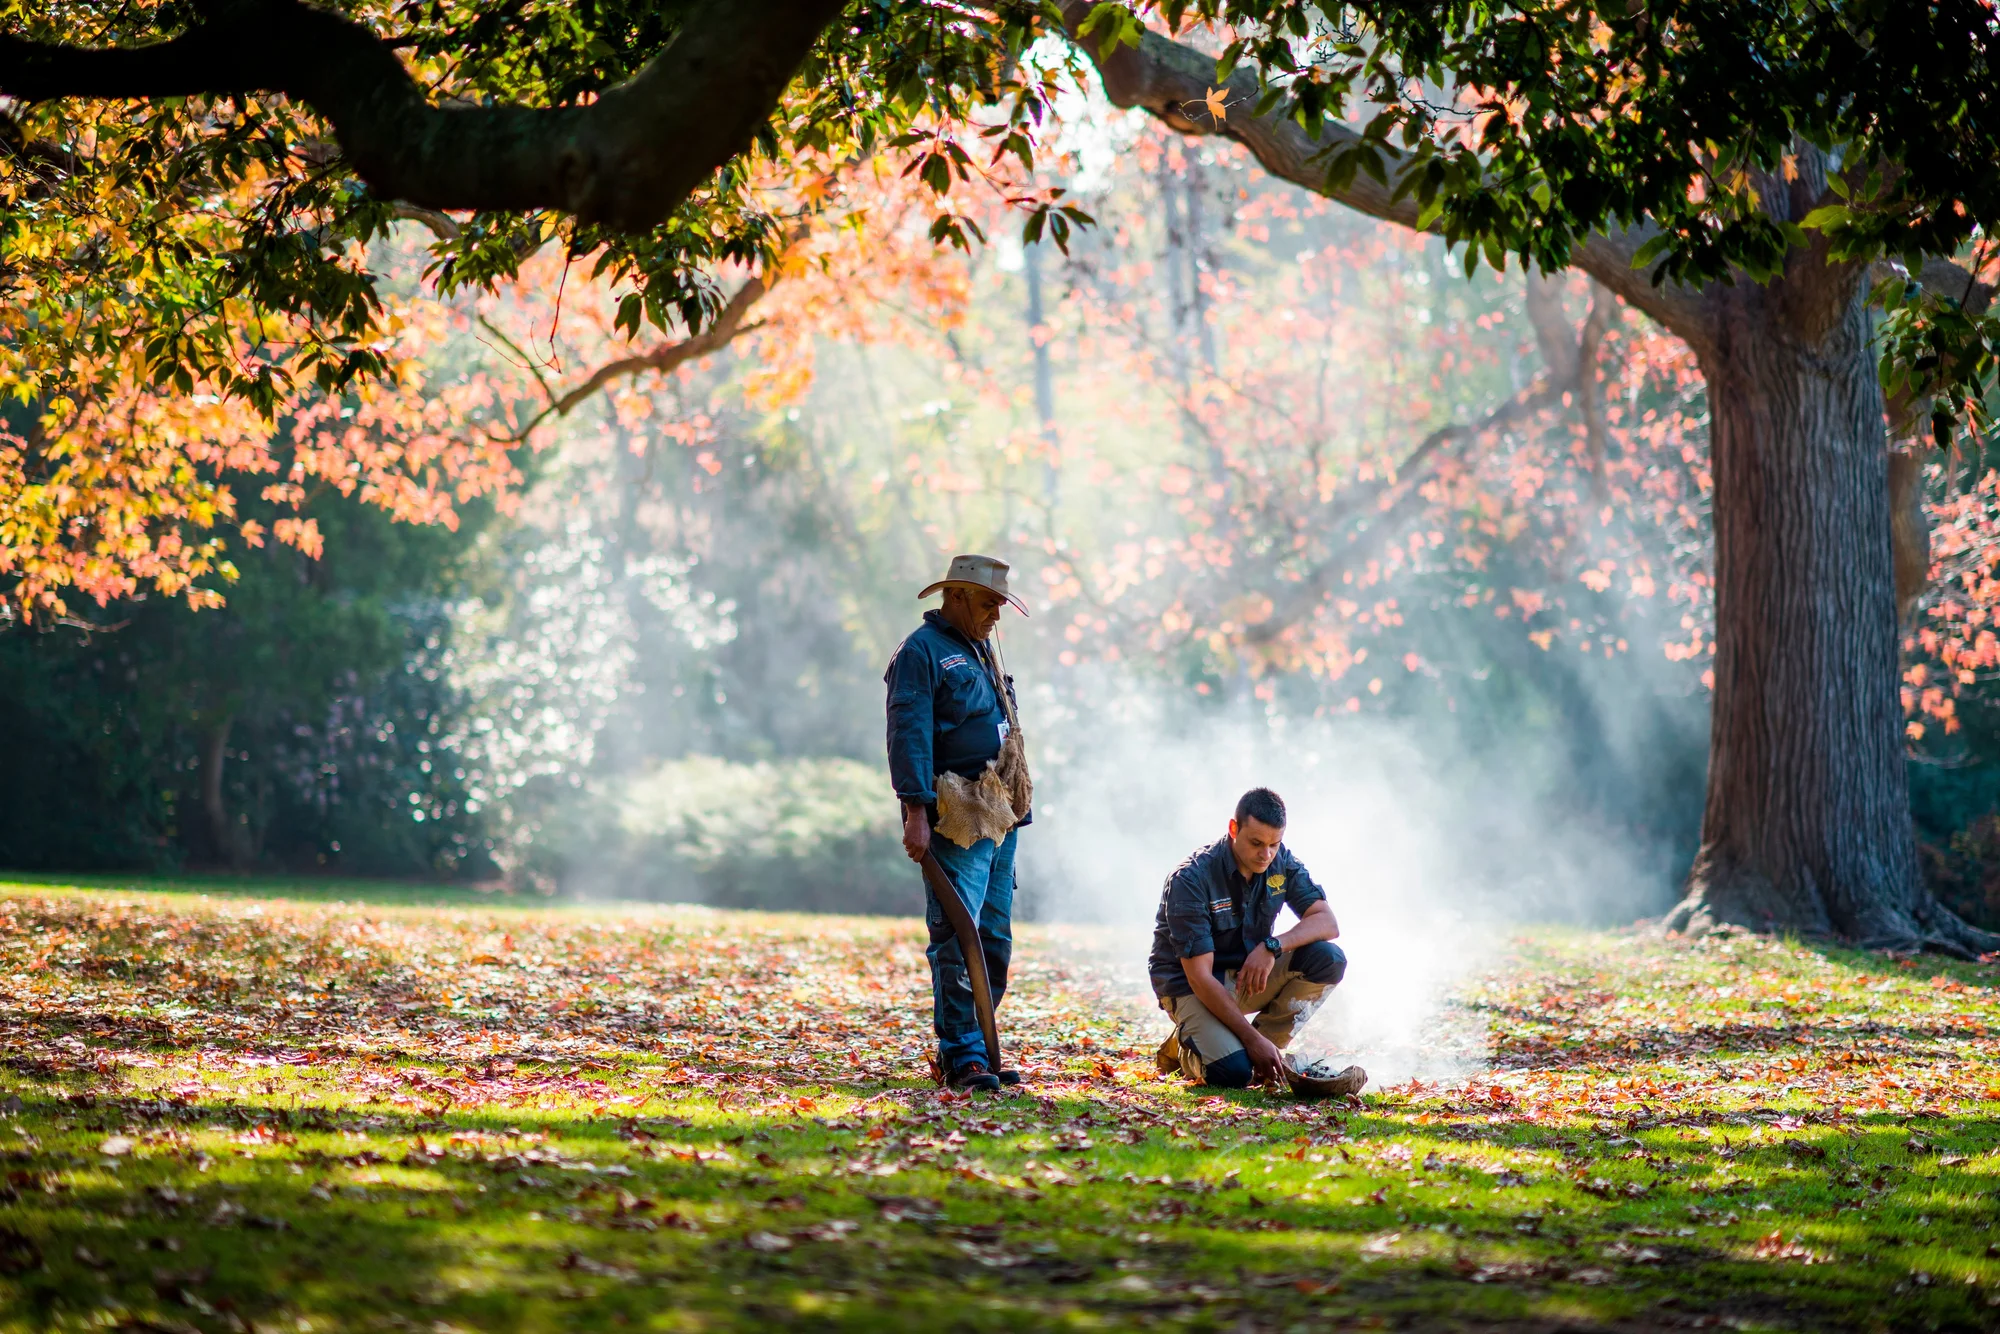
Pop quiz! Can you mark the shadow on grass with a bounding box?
[4,1058,1999,1331]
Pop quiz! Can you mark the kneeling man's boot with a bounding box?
[1155,1033,1181,1075]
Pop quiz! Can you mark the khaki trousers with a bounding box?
[1161,949,1330,1083]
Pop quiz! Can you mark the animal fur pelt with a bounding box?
[935,730,1034,849]
[935,766,1018,848]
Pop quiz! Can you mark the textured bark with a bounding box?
[1888,449,1931,626]
[1663,285,1997,953]
[0,0,843,232]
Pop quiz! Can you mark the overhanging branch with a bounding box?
[0,0,845,232]
[1060,3,1716,353]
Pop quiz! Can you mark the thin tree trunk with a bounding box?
[1024,238,1059,503]
[201,716,244,871]
[1666,287,1997,954]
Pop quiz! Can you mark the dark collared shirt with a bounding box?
[884,610,1024,816]
[1147,838,1328,998]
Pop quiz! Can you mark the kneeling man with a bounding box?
[1148,788,1361,1092]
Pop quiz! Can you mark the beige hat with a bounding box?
[919,553,1029,616]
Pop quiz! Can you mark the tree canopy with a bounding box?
[6,0,1997,410]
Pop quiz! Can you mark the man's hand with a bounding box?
[1236,944,1276,1002]
[901,804,931,863]
[1244,1029,1286,1087]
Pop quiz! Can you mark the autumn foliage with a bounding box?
[0,145,1002,622]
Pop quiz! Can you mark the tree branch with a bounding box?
[500,273,773,443]
[0,0,844,233]
[1060,5,1717,353]
[1575,284,1613,503]
[391,204,460,241]
[1245,372,1574,642]
[1242,276,1621,641]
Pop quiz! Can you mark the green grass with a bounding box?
[0,879,1996,1331]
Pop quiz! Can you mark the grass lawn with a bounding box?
[0,877,1996,1332]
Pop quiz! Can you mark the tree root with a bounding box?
[1668,896,1998,960]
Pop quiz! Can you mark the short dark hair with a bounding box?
[1234,787,1286,830]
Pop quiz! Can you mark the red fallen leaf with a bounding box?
[1751,1231,1829,1264]
[1293,1278,1342,1295]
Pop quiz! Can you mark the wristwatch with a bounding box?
[1262,934,1283,957]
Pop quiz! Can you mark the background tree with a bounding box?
[0,483,492,874]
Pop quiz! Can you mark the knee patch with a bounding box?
[1203,1049,1254,1089]
[1294,940,1347,986]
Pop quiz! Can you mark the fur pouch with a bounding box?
[995,727,1033,821]
[935,764,1020,849]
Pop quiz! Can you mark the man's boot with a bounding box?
[947,1059,1002,1093]
[1155,1032,1181,1074]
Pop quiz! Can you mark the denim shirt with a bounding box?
[884,610,1026,820]
[1147,838,1327,998]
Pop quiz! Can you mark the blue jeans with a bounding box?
[923,828,1016,1073]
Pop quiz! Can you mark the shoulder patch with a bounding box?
[1266,873,1286,888]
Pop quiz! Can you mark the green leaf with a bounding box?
[1630,233,1676,270]
[1215,41,1245,84]
[1800,205,1851,232]
[1077,3,1142,58]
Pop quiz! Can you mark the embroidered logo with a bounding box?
[1266,873,1286,888]
[1208,898,1232,913]
[939,654,970,671]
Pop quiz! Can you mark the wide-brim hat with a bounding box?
[919,553,1029,616]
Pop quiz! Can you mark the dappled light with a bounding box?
[0,885,1995,1329]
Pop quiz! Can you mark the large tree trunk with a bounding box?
[1665,286,1997,954]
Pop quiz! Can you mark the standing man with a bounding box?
[1149,788,1367,1094]
[886,554,1033,1093]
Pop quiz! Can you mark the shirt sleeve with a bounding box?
[885,641,938,804]
[1165,869,1215,960]
[1283,856,1328,915]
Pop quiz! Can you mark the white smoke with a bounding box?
[1016,675,1677,1085]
